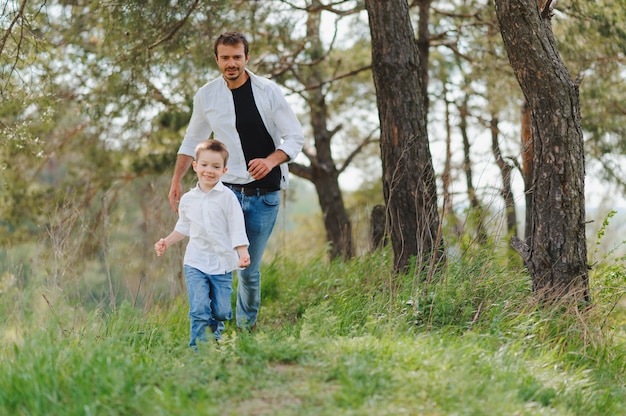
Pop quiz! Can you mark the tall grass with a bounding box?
[1,238,625,415]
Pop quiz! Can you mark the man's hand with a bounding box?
[248,150,289,180]
[169,154,194,213]
[168,181,182,213]
[247,158,274,180]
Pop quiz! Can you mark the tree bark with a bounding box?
[442,83,453,217]
[370,204,387,250]
[489,113,517,239]
[416,0,432,112]
[521,100,533,241]
[365,0,443,272]
[460,93,488,244]
[495,0,589,302]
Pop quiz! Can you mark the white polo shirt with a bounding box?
[175,181,249,274]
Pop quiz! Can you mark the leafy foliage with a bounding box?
[553,1,626,187]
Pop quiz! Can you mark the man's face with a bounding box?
[215,42,249,87]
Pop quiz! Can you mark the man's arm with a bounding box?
[168,154,194,212]
[266,82,304,162]
[247,149,289,181]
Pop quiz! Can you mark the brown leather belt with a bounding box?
[224,183,279,196]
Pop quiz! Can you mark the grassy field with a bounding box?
[1,244,625,415]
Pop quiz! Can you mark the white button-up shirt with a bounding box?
[178,69,304,189]
[175,182,249,274]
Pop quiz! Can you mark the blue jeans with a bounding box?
[230,190,280,329]
[184,265,233,347]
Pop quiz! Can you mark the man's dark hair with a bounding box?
[214,32,249,57]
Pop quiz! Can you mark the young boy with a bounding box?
[155,140,250,347]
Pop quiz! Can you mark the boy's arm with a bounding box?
[155,231,186,256]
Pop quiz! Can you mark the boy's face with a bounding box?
[192,149,227,191]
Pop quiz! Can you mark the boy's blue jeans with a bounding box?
[184,265,233,347]
[231,190,280,329]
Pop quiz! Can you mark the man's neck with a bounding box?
[224,70,249,89]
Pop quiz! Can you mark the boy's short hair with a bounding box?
[195,140,229,166]
[214,31,249,57]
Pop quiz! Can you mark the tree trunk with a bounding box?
[298,0,353,260]
[365,0,443,272]
[370,204,387,250]
[416,0,432,112]
[489,113,517,238]
[521,100,533,241]
[495,0,589,302]
[442,83,453,217]
[310,169,353,260]
[460,93,487,244]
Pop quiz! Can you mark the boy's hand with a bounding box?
[154,238,167,256]
[237,249,250,268]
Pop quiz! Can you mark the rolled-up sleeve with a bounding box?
[174,203,191,237]
[267,83,304,162]
[227,195,249,249]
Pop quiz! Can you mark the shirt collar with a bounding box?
[190,181,227,195]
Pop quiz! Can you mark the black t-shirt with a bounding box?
[231,77,281,190]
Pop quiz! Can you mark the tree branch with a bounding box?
[337,126,378,174]
[279,0,363,16]
[510,236,531,264]
[145,0,200,51]
[288,162,314,181]
[0,0,30,94]
[540,0,557,19]
[0,0,28,57]
[293,64,372,94]
[115,0,200,64]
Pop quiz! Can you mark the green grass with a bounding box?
[1,245,625,415]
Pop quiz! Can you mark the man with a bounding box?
[168,31,304,331]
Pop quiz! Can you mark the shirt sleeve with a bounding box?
[266,83,304,162]
[174,196,191,237]
[227,194,249,249]
[178,91,213,157]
